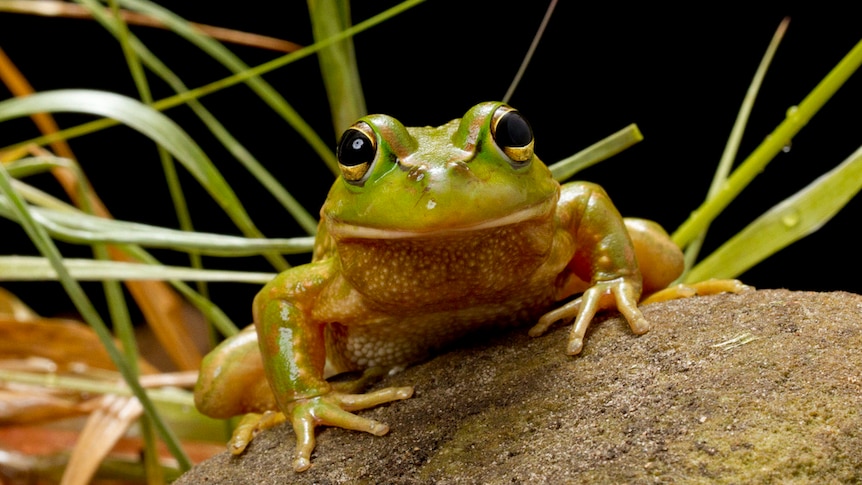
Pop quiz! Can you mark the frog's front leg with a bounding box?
[531,182,668,355]
[254,260,413,472]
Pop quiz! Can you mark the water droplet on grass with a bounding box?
[781,210,800,228]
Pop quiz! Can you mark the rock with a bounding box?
[175,289,862,483]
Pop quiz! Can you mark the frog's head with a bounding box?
[322,102,560,239]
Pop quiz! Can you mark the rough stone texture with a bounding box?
[176,289,862,484]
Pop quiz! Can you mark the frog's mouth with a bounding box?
[326,194,557,240]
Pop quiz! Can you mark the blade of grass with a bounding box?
[119,0,334,174]
[0,256,276,283]
[118,0,423,172]
[3,171,246,337]
[1,205,314,255]
[100,0,197,247]
[682,18,790,274]
[686,145,862,281]
[549,124,643,182]
[0,368,225,442]
[0,183,313,255]
[503,0,557,104]
[60,395,144,485]
[78,6,164,478]
[309,0,367,135]
[672,38,862,248]
[0,369,195,407]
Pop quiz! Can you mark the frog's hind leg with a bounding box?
[194,325,276,419]
[624,218,752,304]
[624,218,685,295]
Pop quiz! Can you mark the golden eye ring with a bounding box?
[490,105,534,164]
[337,121,377,183]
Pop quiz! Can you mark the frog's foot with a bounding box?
[529,277,646,356]
[288,386,414,472]
[229,410,287,455]
[641,278,753,305]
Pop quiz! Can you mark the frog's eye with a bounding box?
[337,121,377,183]
[490,105,534,164]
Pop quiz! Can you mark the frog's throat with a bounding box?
[327,195,556,240]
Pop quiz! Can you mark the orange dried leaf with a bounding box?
[0,287,39,320]
[0,388,96,424]
[61,394,143,485]
[0,318,158,374]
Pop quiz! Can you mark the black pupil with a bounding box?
[496,112,532,147]
[338,129,375,167]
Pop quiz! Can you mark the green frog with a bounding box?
[194,102,740,471]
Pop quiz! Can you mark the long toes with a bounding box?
[334,387,415,411]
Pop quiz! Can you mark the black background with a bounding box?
[1,2,860,324]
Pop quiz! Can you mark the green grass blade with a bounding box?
[309,0,367,135]
[71,12,162,476]
[0,198,314,256]
[673,38,862,249]
[503,0,557,103]
[686,145,862,281]
[549,124,643,182]
[682,18,790,273]
[0,256,276,283]
[4,155,78,179]
[3,167,249,337]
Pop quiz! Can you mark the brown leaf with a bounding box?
[0,287,39,321]
[0,317,158,374]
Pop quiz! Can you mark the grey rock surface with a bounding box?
[176,289,862,484]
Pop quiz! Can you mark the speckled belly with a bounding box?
[324,290,558,371]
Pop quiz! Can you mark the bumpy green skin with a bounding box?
[194,102,684,472]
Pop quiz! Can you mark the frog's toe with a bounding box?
[335,386,415,411]
[228,413,259,455]
[566,336,584,355]
[529,297,581,337]
[294,455,312,473]
[228,410,286,455]
[641,278,753,305]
